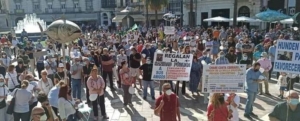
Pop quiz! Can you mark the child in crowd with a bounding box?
[278,72,288,99]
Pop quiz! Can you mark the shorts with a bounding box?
[280,86,286,91]
[129,68,140,77]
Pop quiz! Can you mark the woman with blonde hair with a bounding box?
[11,80,33,121]
[207,93,230,121]
[38,70,54,95]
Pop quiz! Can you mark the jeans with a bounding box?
[122,84,132,105]
[237,52,242,63]
[175,81,186,95]
[13,111,30,121]
[245,91,257,115]
[92,95,107,117]
[142,80,155,98]
[102,71,113,90]
[36,62,44,79]
[71,78,82,99]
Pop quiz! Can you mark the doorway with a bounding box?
[201,12,208,28]
[238,6,250,28]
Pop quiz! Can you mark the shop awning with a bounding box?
[112,15,127,22]
[130,15,145,21]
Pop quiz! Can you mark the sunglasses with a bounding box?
[33,112,45,116]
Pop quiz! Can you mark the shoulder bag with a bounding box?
[6,89,18,114]
[0,87,7,109]
[67,100,83,119]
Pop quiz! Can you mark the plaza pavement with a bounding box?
[10,59,297,121]
[76,73,295,121]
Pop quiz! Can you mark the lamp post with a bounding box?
[233,0,238,27]
[146,0,149,30]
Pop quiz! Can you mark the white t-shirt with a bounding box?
[28,81,38,103]
[225,94,240,121]
[5,72,19,89]
[38,78,54,95]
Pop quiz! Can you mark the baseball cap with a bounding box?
[58,63,64,67]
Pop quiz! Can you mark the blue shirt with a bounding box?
[198,56,212,64]
[215,57,229,65]
[254,44,264,52]
[245,68,262,93]
[268,45,276,62]
[48,86,60,108]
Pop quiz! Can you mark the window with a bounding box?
[61,4,66,9]
[48,4,53,9]
[74,3,79,8]
[16,5,21,9]
[86,1,93,10]
[34,4,40,10]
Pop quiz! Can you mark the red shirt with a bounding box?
[155,93,179,121]
[207,103,229,121]
[137,44,143,53]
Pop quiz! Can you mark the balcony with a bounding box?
[14,9,24,14]
[45,7,81,14]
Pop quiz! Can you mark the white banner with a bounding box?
[151,53,193,81]
[274,40,300,74]
[201,64,246,93]
[164,26,175,35]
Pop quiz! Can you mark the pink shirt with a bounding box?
[257,58,272,71]
[87,75,105,96]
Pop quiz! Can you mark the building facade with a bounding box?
[0,0,116,30]
[182,0,262,27]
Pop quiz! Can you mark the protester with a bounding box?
[101,48,115,91]
[58,84,77,121]
[119,61,133,106]
[257,52,272,95]
[207,93,230,121]
[12,80,33,121]
[215,51,229,65]
[70,57,83,100]
[268,90,300,120]
[155,83,180,121]
[189,55,201,95]
[87,65,109,120]
[117,49,128,88]
[129,47,142,89]
[38,70,54,95]
[48,80,65,116]
[0,75,9,121]
[31,107,46,121]
[5,65,20,92]
[225,93,240,121]
[244,62,264,120]
[278,72,288,99]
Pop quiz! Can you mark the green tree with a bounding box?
[147,0,168,26]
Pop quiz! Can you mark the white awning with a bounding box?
[112,15,127,22]
[130,15,145,21]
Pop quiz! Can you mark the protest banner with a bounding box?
[164,26,175,35]
[151,52,193,81]
[274,40,300,74]
[201,64,246,93]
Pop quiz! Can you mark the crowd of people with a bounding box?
[0,23,299,121]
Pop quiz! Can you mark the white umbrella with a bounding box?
[279,18,293,24]
[230,16,260,22]
[203,16,230,22]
